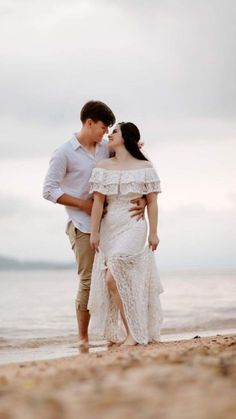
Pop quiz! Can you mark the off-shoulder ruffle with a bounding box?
[89,167,161,195]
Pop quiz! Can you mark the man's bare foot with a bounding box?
[78,338,89,348]
[79,345,89,354]
[121,334,137,346]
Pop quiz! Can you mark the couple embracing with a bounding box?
[43,100,163,347]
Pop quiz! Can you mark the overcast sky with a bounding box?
[0,0,235,270]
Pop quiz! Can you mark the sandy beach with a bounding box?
[0,334,235,419]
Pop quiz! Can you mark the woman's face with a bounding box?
[108,124,124,149]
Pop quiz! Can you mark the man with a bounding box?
[43,100,145,346]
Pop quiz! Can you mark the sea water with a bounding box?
[0,270,235,364]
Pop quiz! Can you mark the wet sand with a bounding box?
[0,334,235,419]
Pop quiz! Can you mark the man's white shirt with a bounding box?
[43,134,109,233]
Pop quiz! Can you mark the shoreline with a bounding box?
[1,327,236,366]
[0,333,235,419]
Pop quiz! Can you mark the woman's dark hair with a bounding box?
[119,122,148,161]
[80,100,116,127]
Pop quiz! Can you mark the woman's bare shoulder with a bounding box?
[136,160,153,169]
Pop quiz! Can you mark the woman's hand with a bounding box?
[148,233,160,251]
[90,232,100,252]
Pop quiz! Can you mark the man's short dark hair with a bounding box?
[80,100,116,127]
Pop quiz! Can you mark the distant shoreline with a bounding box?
[0,255,74,270]
[1,255,236,273]
[0,264,74,271]
[1,266,236,273]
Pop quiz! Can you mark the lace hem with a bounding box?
[88,247,164,344]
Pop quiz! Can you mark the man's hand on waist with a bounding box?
[129,196,147,221]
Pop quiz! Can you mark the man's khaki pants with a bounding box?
[67,221,95,311]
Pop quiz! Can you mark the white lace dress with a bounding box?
[88,167,164,344]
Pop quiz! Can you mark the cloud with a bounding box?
[0,115,75,159]
[0,0,235,270]
[146,136,236,212]
[158,204,236,270]
[1,197,235,270]
[0,0,235,128]
[227,192,236,207]
[0,154,235,269]
[0,194,27,217]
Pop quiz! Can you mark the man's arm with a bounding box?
[57,194,93,215]
[42,148,93,215]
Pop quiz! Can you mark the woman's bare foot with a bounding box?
[121,334,137,346]
[107,341,116,347]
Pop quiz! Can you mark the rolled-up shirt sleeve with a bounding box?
[42,148,67,203]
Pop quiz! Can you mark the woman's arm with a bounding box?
[90,192,106,252]
[146,192,160,251]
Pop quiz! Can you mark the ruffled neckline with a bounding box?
[89,166,161,196]
[93,167,154,173]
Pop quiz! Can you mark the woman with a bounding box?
[88,122,164,346]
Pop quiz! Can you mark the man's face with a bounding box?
[90,120,109,143]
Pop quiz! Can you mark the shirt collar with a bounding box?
[70,134,82,150]
[70,134,106,150]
